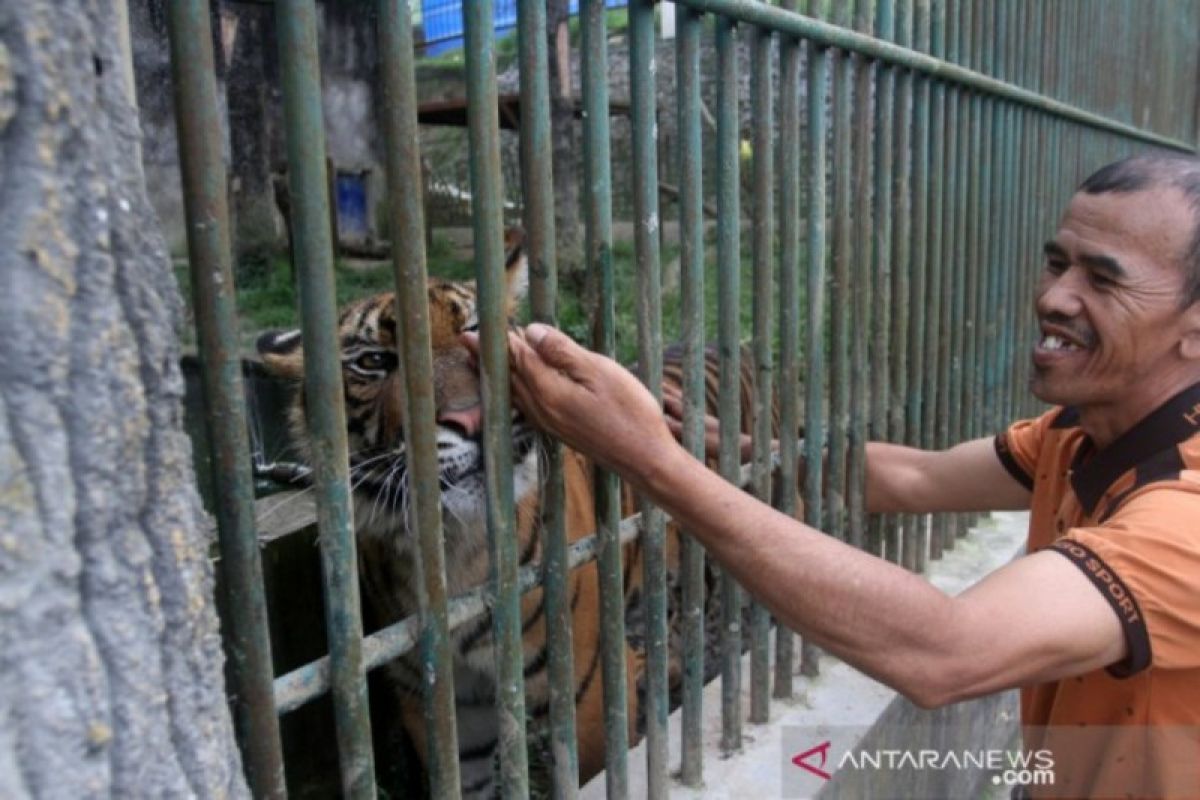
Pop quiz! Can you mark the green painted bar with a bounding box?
[801,16,830,679]
[165,2,285,796]
[827,0,852,556]
[868,0,895,560]
[676,6,707,785]
[936,0,964,554]
[847,0,875,559]
[673,0,1192,152]
[713,13,744,753]
[774,0,803,700]
[904,0,931,573]
[924,0,947,562]
[887,0,912,565]
[749,19,775,726]
[580,4,630,795]
[275,477,744,713]
[517,0,580,792]
[956,0,978,538]
[274,1,376,795]
[463,3,531,795]
[945,0,969,547]
[377,2,461,796]
[627,0,666,792]
[961,2,981,464]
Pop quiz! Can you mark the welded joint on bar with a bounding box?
[272,452,791,713]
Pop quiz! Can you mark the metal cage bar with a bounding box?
[748,15,776,728]
[165,2,286,796]
[713,11,744,754]
[627,0,668,793]
[463,2,531,795]
[377,2,462,796]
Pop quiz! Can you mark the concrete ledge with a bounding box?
[583,512,1029,799]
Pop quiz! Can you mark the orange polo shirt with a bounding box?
[995,383,1200,798]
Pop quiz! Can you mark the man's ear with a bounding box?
[503,227,528,315]
[256,328,306,379]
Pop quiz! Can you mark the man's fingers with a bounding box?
[525,323,590,380]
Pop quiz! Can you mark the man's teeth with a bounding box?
[1040,334,1080,351]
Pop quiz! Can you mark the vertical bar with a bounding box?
[748,19,774,727]
[936,0,959,555]
[166,2,285,796]
[676,5,707,786]
[579,3,630,795]
[951,0,975,540]
[923,0,945,562]
[848,0,875,559]
[517,0,580,793]
[713,12,743,754]
[627,0,666,793]
[868,0,895,560]
[377,3,461,797]
[904,0,930,574]
[274,1,376,794]
[463,3,530,795]
[827,0,853,556]
[801,10,830,679]
[774,0,803,701]
[887,0,913,565]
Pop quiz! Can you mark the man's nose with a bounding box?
[1035,270,1084,318]
[437,404,483,438]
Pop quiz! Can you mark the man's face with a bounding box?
[1031,186,1196,422]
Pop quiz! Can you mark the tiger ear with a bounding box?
[256,328,305,379]
[503,226,528,314]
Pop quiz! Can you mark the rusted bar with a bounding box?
[774,0,803,700]
[377,2,461,796]
[887,0,912,565]
[517,0,579,793]
[579,3,630,795]
[713,11,743,753]
[904,0,931,573]
[748,17,775,727]
[463,2,530,794]
[847,0,875,559]
[165,2,285,796]
[868,0,895,560]
[627,0,667,792]
[827,0,852,556]
[274,0,376,794]
[673,0,1193,152]
[676,4,707,785]
[801,0,830,678]
[924,0,946,562]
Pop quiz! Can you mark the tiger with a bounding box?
[256,230,793,797]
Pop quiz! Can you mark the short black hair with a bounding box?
[1078,153,1200,307]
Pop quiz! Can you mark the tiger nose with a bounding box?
[437,404,484,438]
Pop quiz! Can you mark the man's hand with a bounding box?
[660,384,753,463]
[462,323,683,486]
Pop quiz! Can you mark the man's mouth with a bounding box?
[1037,333,1083,352]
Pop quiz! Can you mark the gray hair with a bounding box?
[1078,153,1200,307]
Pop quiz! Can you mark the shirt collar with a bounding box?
[1070,380,1200,515]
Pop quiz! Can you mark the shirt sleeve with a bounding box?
[994,412,1057,492]
[1050,484,1200,676]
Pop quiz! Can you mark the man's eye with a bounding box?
[1045,259,1067,276]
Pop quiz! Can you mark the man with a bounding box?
[465,154,1200,797]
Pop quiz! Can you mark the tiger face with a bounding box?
[256,233,536,557]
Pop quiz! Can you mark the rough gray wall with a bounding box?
[0,1,247,797]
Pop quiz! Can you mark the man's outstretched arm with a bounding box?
[475,324,1126,707]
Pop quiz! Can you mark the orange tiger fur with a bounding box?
[256,233,793,797]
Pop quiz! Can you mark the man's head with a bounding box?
[1031,153,1200,443]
